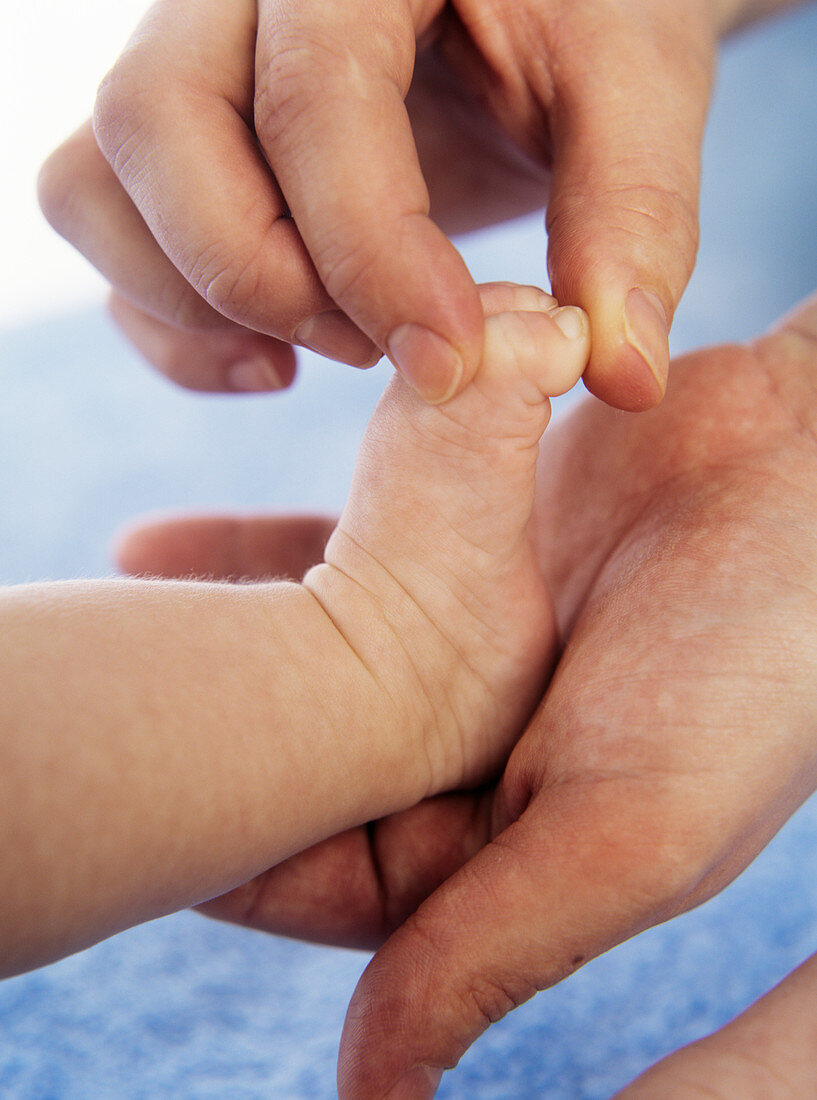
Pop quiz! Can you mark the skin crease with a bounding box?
[39,0,800,409]
[117,295,817,1098]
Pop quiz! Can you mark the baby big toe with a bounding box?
[481,303,590,399]
[478,282,557,316]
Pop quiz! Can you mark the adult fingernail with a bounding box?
[226,356,283,392]
[387,323,463,404]
[295,310,380,367]
[624,288,669,393]
[551,306,587,341]
[383,1065,444,1099]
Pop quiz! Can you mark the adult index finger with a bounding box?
[543,2,715,410]
[254,0,484,403]
[92,0,375,363]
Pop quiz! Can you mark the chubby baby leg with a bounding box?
[305,283,589,796]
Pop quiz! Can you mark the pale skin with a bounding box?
[0,285,589,980]
[121,294,817,1099]
[37,0,804,408]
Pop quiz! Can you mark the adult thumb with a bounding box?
[544,7,715,410]
[336,780,663,1100]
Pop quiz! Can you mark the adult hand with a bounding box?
[42,0,771,407]
[118,292,817,1097]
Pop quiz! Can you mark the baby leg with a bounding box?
[306,283,589,795]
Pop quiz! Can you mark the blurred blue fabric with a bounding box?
[1,8,816,1097]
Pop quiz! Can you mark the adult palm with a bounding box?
[119,296,817,1099]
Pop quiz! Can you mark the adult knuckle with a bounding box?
[397,915,534,1060]
[255,14,413,147]
[94,55,151,156]
[549,171,700,298]
[92,68,125,151]
[604,808,708,914]
[254,59,311,151]
[317,239,382,308]
[458,972,538,1036]
[187,241,265,326]
[617,178,700,275]
[311,207,426,313]
[540,756,713,918]
[94,77,167,191]
[254,33,350,147]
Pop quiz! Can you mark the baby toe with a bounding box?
[481,304,590,399]
[478,282,557,317]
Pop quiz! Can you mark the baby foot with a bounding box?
[305,283,589,795]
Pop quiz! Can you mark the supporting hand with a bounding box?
[121,292,817,1097]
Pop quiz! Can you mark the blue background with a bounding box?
[1,7,816,1097]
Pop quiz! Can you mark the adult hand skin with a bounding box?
[39,0,799,407]
[118,292,817,1098]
